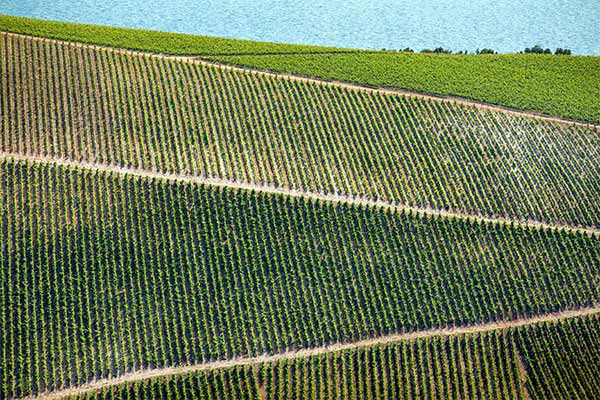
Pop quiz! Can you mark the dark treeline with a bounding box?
[382,45,573,55]
[522,45,572,55]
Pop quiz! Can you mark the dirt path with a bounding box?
[3,152,599,238]
[2,31,598,130]
[28,305,600,399]
[515,347,533,400]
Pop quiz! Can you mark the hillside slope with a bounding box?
[1,15,599,122]
[47,313,600,400]
[1,25,600,400]
[210,52,600,123]
[3,33,600,229]
[3,157,600,398]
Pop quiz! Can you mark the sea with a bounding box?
[2,0,599,54]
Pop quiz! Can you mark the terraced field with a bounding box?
[1,25,600,400]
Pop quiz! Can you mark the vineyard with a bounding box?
[48,314,600,399]
[208,52,600,123]
[73,330,527,400]
[1,23,600,400]
[2,33,600,230]
[2,14,599,122]
[0,14,348,56]
[2,157,600,398]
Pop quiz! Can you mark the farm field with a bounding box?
[0,14,348,56]
[3,33,600,230]
[1,14,599,123]
[3,157,600,398]
[210,52,600,123]
[1,15,600,400]
[55,313,600,400]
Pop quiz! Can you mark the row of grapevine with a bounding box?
[2,33,600,228]
[75,332,523,400]
[2,158,599,398]
[78,314,600,400]
[259,332,523,400]
[517,313,600,399]
[76,366,262,400]
[73,314,600,400]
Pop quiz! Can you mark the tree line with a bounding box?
[382,45,573,55]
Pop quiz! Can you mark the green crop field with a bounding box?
[3,33,600,230]
[0,14,348,56]
[1,15,599,122]
[210,52,600,123]
[68,314,600,400]
[1,16,600,400]
[76,329,528,400]
[4,157,599,397]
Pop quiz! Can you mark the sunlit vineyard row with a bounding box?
[2,158,599,398]
[3,32,600,228]
[73,314,600,400]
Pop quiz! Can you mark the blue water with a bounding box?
[2,0,599,54]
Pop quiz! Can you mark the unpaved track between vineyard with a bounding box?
[2,31,599,130]
[3,152,600,238]
[29,306,600,399]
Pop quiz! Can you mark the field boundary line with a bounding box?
[196,57,600,129]
[2,152,599,238]
[2,31,598,130]
[28,306,600,399]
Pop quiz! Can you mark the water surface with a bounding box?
[2,0,599,54]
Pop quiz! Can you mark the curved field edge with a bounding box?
[1,15,598,123]
[3,157,600,398]
[31,307,600,400]
[206,52,600,124]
